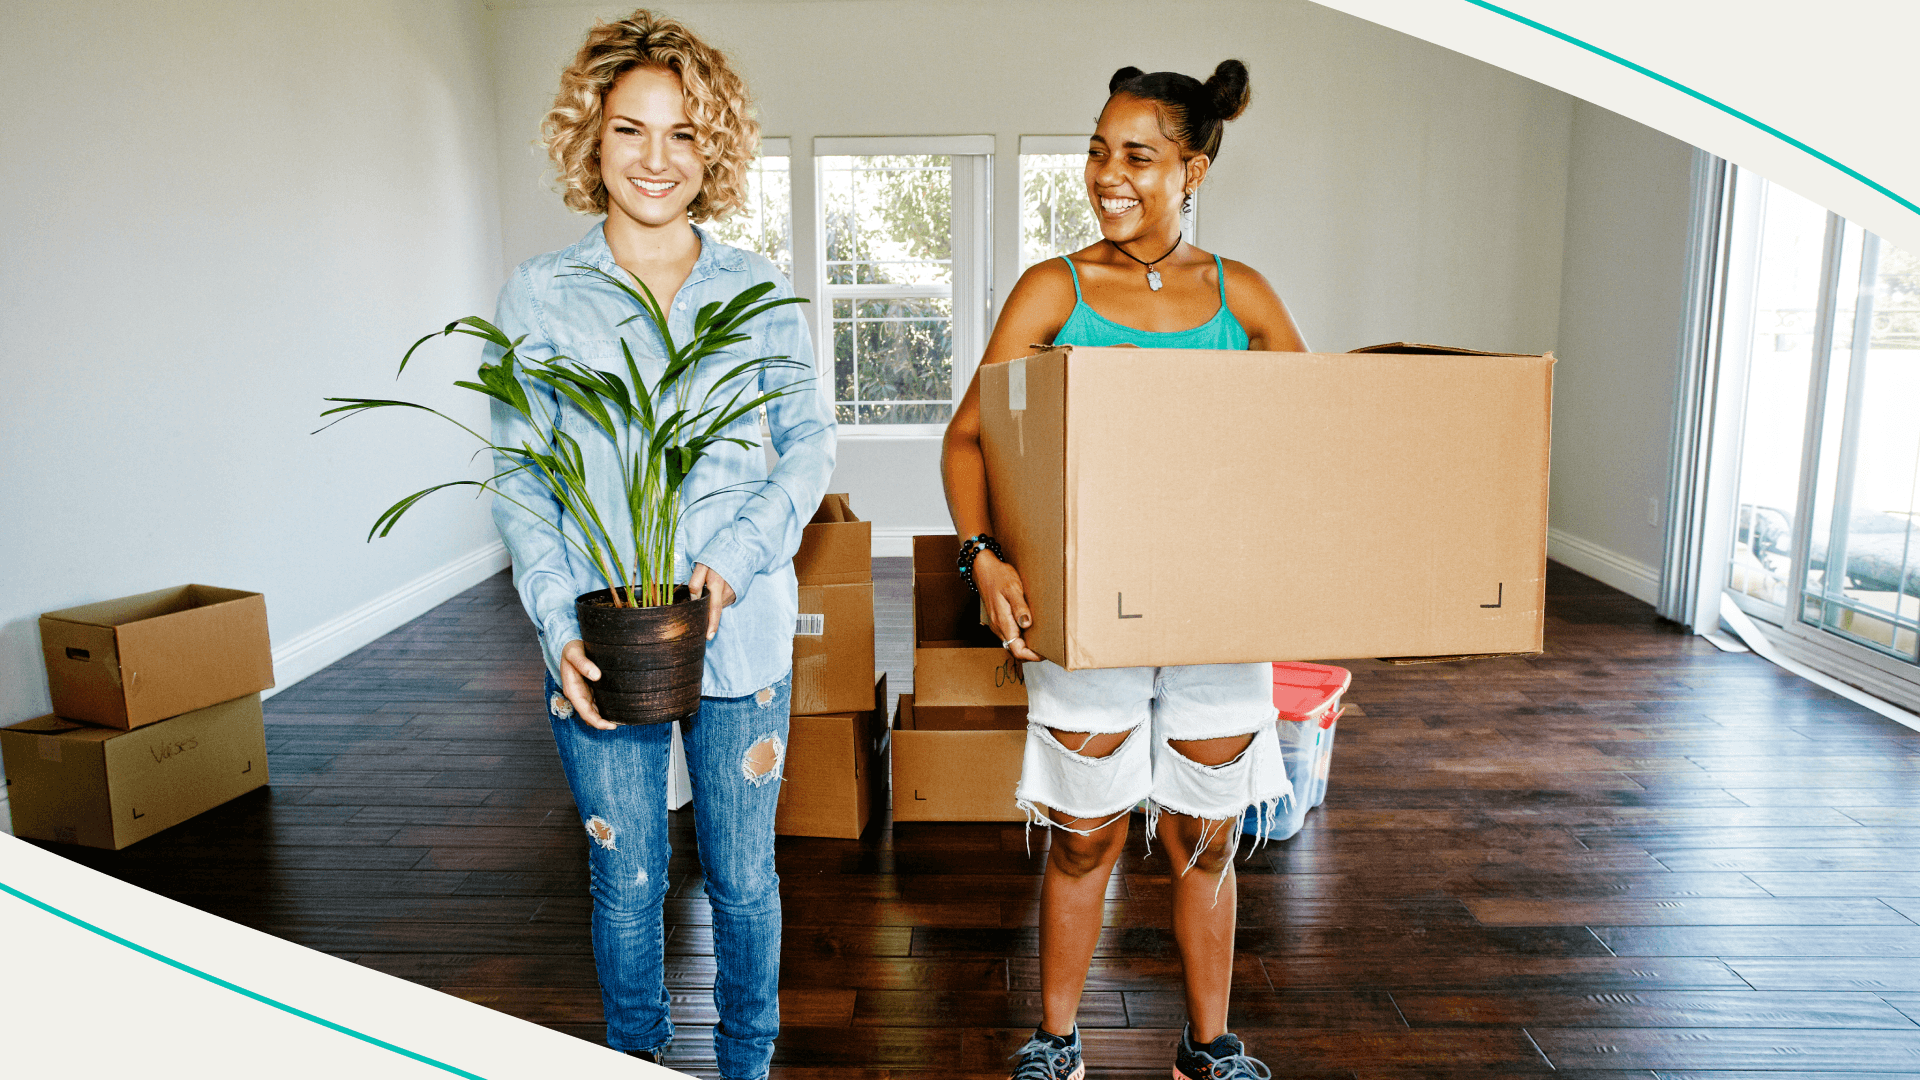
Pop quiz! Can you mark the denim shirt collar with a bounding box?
[565,220,746,292]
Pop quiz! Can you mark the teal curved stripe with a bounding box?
[1460,0,1920,217]
[0,878,488,1079]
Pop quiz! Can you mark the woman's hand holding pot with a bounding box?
[976,551,1043,662]
[558,639,619,731]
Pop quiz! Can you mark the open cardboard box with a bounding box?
[977,343,1553,669]
[791,493,876,715]
[912,536,1028,708]
[776,674,887,839]
[40,585,275,729]
[793,492,871,585]
[1,694,270,849]
[890,692,1027,822]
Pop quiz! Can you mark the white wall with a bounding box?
[1547,101,1697,602]
[488,0,1576,543]
[0,0,506,745]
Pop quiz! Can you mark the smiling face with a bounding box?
[1085,92,1207,246]
[597,65,704,232]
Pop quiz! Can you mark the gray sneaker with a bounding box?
[1173,1024,1271,1079]
[1008,1025,1085,1080]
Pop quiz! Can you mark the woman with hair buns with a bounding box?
[942,60,1306,1080]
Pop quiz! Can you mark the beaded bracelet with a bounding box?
[956,533,1005,594]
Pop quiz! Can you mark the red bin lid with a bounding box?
[1272,662,1351,723]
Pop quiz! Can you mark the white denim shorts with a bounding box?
[1014,659,1290,832]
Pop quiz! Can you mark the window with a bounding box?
[1018,134,1196,274]
[1019,138,1101,271]
[701,138,792,279]
[1708,164,1920,692]
[814,137,990,433]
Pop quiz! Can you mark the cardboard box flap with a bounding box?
[6,716,113,740]
[795,494,871,586]
[41,584,258,628]
[810,493,857,524]
[912,534,959,574]
[1349,341,1554,360]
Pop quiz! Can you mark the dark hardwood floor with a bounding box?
[33,560,1920,1077]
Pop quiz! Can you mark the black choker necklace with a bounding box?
[1112,236,1182,291]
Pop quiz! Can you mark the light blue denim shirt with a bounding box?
[487,222,836,698]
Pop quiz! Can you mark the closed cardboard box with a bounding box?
[890,693,1027,823]
[40,585,274,729]
[792,582,876,716]
[977,344,1553,669]
[1,694,270,849]
[776,674,887,839]
[789,494,876,715]
[912,536,1028,707]
[794,493,871,585]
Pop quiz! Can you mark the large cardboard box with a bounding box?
[790,494,876,715]
[890,693,1027,822]
[776,674,887,839]
[912,536,1028,707]
[0,694,270,849]
[40,585,275,729]
[977,344,1553,669]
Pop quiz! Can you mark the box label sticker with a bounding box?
[1007,357,1026,411]
[38,736,61,762]
[795,613,825,637]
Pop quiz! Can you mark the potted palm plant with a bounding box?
[320,266,808,725]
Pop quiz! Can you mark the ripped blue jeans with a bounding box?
[544,670,790,1080]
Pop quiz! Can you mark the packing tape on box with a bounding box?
[1007,357,1026,412]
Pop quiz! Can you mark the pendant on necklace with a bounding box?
[1147,267,1163,291]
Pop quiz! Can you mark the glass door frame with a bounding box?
[1691,165,1920,708]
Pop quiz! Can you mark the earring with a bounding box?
[1182,190,1193,214]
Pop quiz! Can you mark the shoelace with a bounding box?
[1008,1034,1076,1080]
[1188,1044,1273,1080]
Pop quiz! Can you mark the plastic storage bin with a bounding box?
[1244,661,1350,841]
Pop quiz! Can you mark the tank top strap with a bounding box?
[1059,255,1084,302]
[1213,253,1228,305]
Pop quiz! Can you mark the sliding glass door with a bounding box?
[1716,166,1920,692]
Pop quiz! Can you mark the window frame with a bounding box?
[811,135,993,439]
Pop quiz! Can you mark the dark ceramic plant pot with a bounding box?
[575,585,706,725]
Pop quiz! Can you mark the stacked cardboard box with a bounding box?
[3,585,275,849]
[891,536,1029,822]
[775,494,884,838]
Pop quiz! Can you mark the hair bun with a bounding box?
[1203,59,1251,122]
[1108,65,1145,96]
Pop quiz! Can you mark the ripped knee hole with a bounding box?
[1046,727,1134,759]
[1167,733,1255,769]
[742,735,784,784]
[585,815,617,850]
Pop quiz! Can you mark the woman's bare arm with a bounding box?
[1221,257,1309,352]
[941,258,1077,659]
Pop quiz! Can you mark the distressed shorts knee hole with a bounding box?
[1014,660,1291,828]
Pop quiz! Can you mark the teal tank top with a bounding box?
[1054,253,1251,350]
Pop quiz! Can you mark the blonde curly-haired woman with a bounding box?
[487,11,834,1077]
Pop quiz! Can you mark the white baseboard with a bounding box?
[871,526,949,559]
[1546,527,1662,605]
[265,543,511,698]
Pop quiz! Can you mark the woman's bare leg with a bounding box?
[1037,728,1132,1036]
[1156,733,1256,1042]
